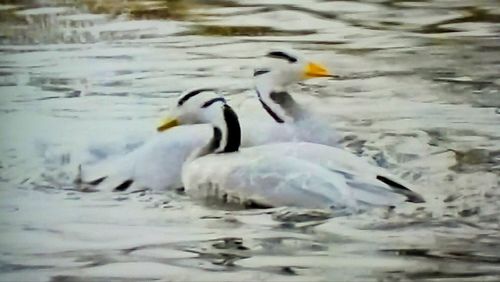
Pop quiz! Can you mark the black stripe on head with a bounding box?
[178,88,214,106]
[253,68,271,77]
[266,51,297,63]
[201,97,226,108]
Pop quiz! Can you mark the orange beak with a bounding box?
[303,62,332,79]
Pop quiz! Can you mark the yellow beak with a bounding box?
[303,62,332,79]
[157,117,180,132]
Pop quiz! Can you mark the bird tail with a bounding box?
[75,160,137,192]
[376,175,425,203]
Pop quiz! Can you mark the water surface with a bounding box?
[1,0,500,281]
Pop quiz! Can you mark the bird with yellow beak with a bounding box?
[78,50,341,192]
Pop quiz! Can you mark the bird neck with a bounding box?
[254,71,310,123]
[268,90,307,121]
[218,104,241,153]
[197,104,240,158]
[255,84,306,123]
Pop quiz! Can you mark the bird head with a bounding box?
[254,49,333,88]
[157,89,227,132]
[252,49,334,123]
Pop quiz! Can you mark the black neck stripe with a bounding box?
[256,89,284,123]
[178,88,214,106]
[221,104,240,153]
[259,99,284,123]
[210,127,222,153]
[269,91,291,105]
[266,51,297,63]
[201,97,226,108]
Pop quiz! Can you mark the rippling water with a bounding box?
[1,0,500,281]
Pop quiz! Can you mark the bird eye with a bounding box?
[266,51,297,63]
[253,69,271,76]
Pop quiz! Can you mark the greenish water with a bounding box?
[1,0,499,281]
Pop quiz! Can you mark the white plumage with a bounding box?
[184,142,420,208]
[77,49,343,191]
[78,121,306,191]
[78,49,424,210]
[77,90,304,191]
[78,125,210,191]
[181,96,424,212]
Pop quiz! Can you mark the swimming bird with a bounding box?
[77,89,298,191]
[159,91,425,211]
[76,51,343,192]
[252,49,342,146]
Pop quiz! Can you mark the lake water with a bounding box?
[1,0,500,281]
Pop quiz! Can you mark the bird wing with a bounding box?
[253,142,423,203]
[75,117,297,192]
[183,150,358,211]
[239,118,300,147]
[78,125,211,191]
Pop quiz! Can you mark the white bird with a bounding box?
[252,49,342,146]
[77,51,341,192]
[169,91,424,211]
